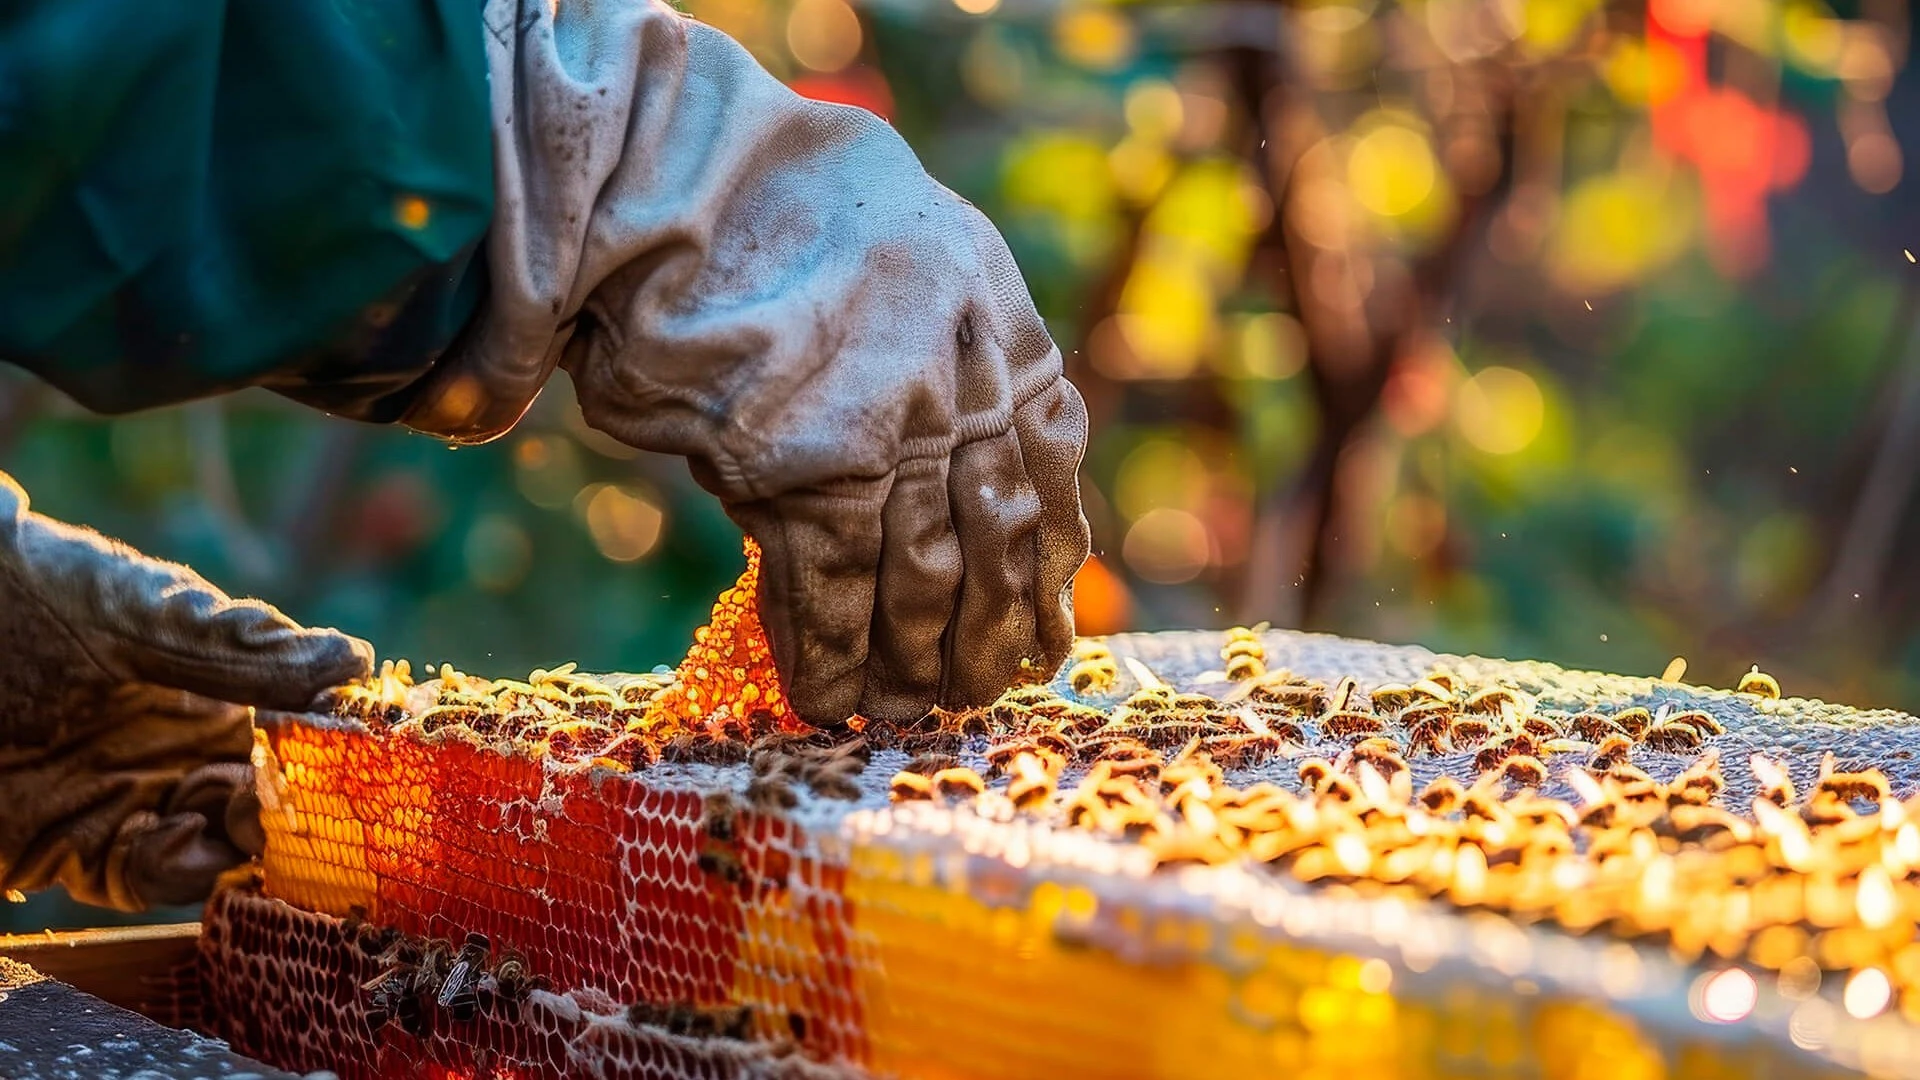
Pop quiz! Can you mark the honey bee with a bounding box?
[933,768,987,798]
[1665,803,1749,844]
[1050,703,1112,737]
[1641,714,1709,752]
[1519,714,1564,740]
[1462,687,1526,716]
[1419,775,1466,814]
[436,933,491,1021]
[1339,738,1409,783]
[1736,666,1782,699]
[1006,754,1058,810]
[1322,711,1388,740]
[745,774,798,811]
[1668,749,1724,806]
[1243,677,1329,713]
[1666,710,1725,737]
[1815,757,1892,803]
[1298,757,1336,789]
[1568,712,1624,743]
[1068,656,1120,695]
[1369,683,1416,713]
[1200,732,1290,770]
[1610,707,1653,738]
[1588,733,1635,771]
[1410,675,1456,703]
[1221,627,1268,681]
[902,752,958,776]
[702,793,738,843]
[1401,704,1455,755]
[627,1001,755,1041]
[1474,732,1539,773]
[1496,754,1550,789]
[1448,717,1497,748]
[889,771,935,802]
[478,950,544,1017]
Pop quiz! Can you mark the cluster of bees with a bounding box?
[885,636,1920,1022]
[328,542,806,769]
[323,546,1920,1025]
[346,915,545,1037]
[346,908,768,1044]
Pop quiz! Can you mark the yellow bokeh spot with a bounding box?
[1004,132,1117,222]
[1548,169,1695,293]
[1122,508,1212,584]
[1603,37,1689,107]
[1217,312,1307,380]
[1109,135,1176,206]
[1520,0,1600,56]
[1124,79,1185,142]
[1145,158,1267,268]
[1116,252,1214,378]
[954,0,999,14]
[395,195,432,231]
[1455,366,1545,456]
[1348,120,1438,219]
[1054,7,1134,71]
[579,482,666,562]
[1783,4,1845,73]
[787,0,863,72]
[1115,438,1210,520]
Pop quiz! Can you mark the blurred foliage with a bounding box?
[6,0,1920,925]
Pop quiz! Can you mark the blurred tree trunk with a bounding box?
[1236,50,1517,628]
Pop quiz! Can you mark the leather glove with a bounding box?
[0,473,372,911]
[399,0,1092,726]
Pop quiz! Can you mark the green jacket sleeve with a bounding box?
[0,0,495,422]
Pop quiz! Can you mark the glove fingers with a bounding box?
[943,430,1046,707]
[749,483,890,728]
[1011,376,1092,677]
[16,510,373,710]
[859,457,963,723]
[168,762,262,857]
[116,810,249,910]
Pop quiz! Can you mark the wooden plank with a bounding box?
[0,923,201,1018]
[0,975,301,1079]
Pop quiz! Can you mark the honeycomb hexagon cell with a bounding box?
[212,556,1920,1080]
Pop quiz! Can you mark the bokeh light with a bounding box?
[1692,968,1758,1023]
[1845,968,1893,1019]
[787,0,863,73]
[579,483,666,563]
[1454,366,1546,456]
[1123,508,1213,584]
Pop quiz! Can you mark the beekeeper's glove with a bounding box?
[402,0,1091,726]
[0,472,371,910]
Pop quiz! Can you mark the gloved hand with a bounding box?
[400,0,1091,726]
[0,473,372,911]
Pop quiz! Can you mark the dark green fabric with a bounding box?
[0,0,494,419]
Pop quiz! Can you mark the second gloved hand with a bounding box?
[406,0,1092,726]
[0,473,372,910]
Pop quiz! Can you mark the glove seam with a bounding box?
[900,363,1063,464]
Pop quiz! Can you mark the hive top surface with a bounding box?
[250,622,1920,1079]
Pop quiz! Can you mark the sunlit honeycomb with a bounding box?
[196,539,1920,1080]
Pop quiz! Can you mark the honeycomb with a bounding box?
[190,540,1920,1080]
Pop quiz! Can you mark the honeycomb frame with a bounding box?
[177,616,1920,1080]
